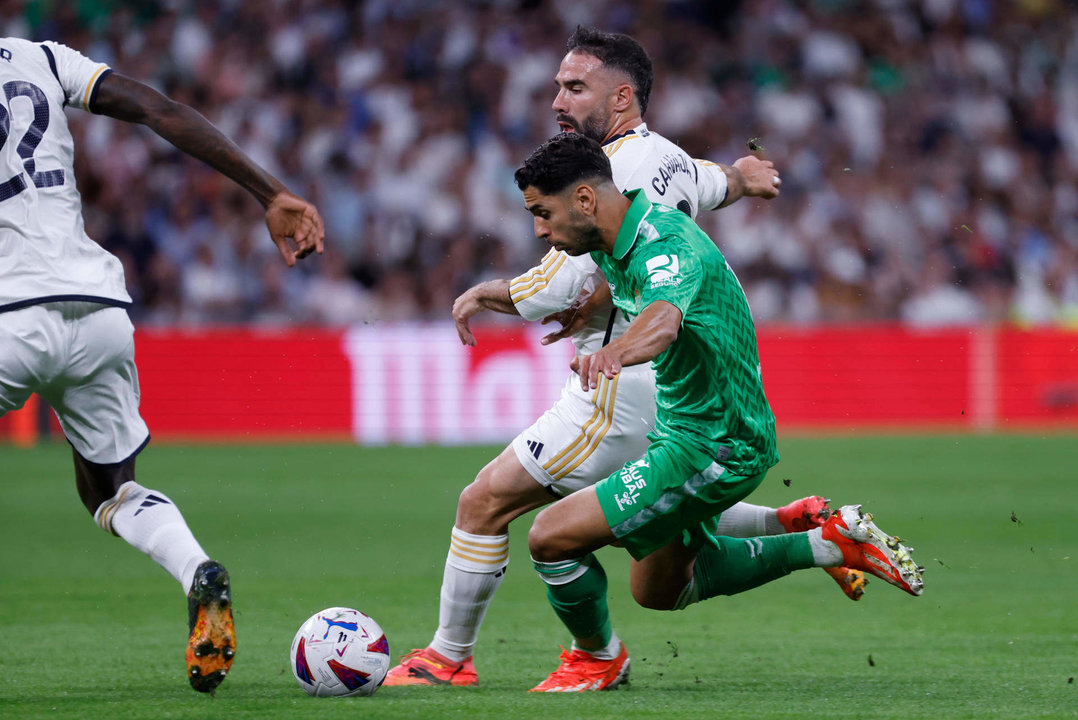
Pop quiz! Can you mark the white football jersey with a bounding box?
[510,122,728,354]
[0,38,126,312]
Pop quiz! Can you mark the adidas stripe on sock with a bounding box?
[93,481,208,591]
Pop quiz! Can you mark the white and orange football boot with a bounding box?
[777,496,868,600]
[383,647,478,686]
[821,504,924,596]
[529,643,629,692]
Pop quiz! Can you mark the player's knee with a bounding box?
[527,523,556,562]
[456,476,506,530]
[527,511,568,563]
[631,584,678,611]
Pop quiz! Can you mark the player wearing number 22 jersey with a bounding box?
[0,37,324,694]
[0,39,127,311]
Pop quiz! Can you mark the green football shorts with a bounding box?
[595,436,767,560]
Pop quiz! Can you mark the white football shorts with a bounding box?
[512,361,657,496]
[0,301,149,464]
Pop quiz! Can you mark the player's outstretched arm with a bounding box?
[717,155,781,208]
[452,279,517,346]
[91,72,324,267]
[570,300,681,390]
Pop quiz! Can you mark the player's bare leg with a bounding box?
[76,451,234,693]
[455,446,555,535]
[628,537,697,610]
[529,486,615,563]
[384,446,553,686]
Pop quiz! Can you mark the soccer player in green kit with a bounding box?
[517,132,925,692]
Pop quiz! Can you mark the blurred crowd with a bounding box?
[3,0,1077,327]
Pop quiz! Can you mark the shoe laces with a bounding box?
[399,648,434,667]
[550,646,605,678]
[399,647,458,672]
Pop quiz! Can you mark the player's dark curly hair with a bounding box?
[514,132,613,195]
[566,26,653,116]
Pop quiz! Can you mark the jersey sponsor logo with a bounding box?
[526,439,544,459]
[645,254,682,287]
[613,458,649,511]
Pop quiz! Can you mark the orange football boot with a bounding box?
[530,643,629,692]
[383,647,478,686]
[777,496,868,600]
[821,504,924,596]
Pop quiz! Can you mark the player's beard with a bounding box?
[558,108,611,144]
[563,206,604,256]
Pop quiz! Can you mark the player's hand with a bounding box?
[541,312,582,345]
[570,348,622,391]
[733,155,781,199]
[541,282,610,345]
[540,298,590,346]
[452,289,482,346]
[265,191,325,267]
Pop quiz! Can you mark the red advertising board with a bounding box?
[135,327,354,437]
[757,326,975,427]
[2,325,1076,444]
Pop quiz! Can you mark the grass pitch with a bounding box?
[1,435,1075,719]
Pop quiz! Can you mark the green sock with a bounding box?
[685,533,817,604]
[533,554,612,652]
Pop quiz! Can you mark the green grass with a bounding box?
[1,435,1075,719]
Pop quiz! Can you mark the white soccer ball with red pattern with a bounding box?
[290,607,390,697]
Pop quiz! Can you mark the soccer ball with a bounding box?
[290,607,390,697]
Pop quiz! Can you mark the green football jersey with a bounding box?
[592,189,779,475]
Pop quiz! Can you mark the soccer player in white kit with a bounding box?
[385,28,864,690]
[0,37,324,693]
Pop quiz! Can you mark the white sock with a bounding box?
[429,527,509,663]
[807,527,843,567]
[93,481,209,592]
[573,630,622,661]
[716,502,784,537]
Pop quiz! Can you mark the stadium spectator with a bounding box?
[3,0,1075,327]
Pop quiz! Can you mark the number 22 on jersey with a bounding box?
[0,79,64,202]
